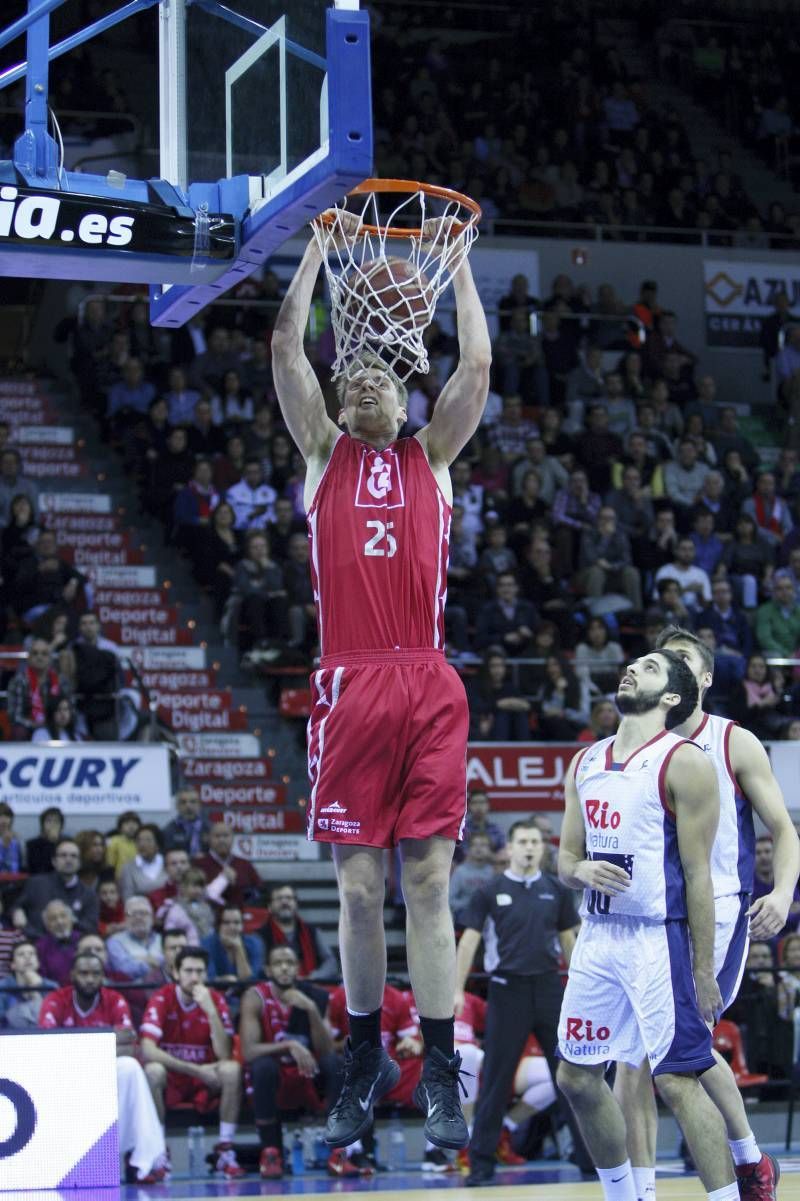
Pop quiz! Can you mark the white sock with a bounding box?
[425,1140,438,1152]
[502,1116,518,1132]
[596,1161,638,1201]
[728,1131,760,1165]
[707,1185,740,1201]
[219,1122,236,1142]
[632,1165,656,1198]
[346,1140,363,1154]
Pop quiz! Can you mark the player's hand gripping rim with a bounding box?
[575,859,631,896]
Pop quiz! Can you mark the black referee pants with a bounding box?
[469,971,591,1170]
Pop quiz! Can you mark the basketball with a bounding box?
[346,256,431,339]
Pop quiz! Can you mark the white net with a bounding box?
[311,182,480,381]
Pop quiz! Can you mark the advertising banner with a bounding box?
[233,833,319,861]
[40,492,112,513]
[703,259,800,348]
[177,732,260,757]
[0,743,172,814]
[209,806,304,835]
[0,1030,118,1189]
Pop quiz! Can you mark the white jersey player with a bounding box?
[556,648,739,1201]
[614,626,799,1201]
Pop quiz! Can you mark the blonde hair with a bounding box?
[334,351,408,411]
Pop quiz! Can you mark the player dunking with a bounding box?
[614,626,799,1201]
[271,214,490,1151]
[556,649,740,1201]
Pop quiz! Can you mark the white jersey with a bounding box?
[574,729,704,922]
[688,713,755,899]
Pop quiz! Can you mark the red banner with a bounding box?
[208,806,303,834]
[466,742,579,811]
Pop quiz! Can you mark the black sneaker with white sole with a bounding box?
[423,1149,456,1173]
[324,1039,401,1147]
[412,1048,469,1150]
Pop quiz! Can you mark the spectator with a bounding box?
[239,945,339,1179]
[173,459,220,553]
[697,577,752,664]
[0,940,56,1028]
[551,469,601,575]
[775,447,800,503]
[71,612,121,740]
[141,946,245,1177]
[163,365,200,426]
[160,928,189,984]
[192,501,241,618]
[760,290,792,378]
[654,536,712,613]
[644,310,697,378]
[605,463,655,545]
[98,879,125,937]
[261,882,337,980]
[210,369,254,429]
[478,520,518,591]
[146,425,194,523]
[228,530,288,654]
[578,505,642,610]
[107,358,156,425]
[492,315,543,404]
[39,951,169,1184]
[600,372,637,440]
[449,833,495,927]
[226,458,278,531]
[461,790,506,858]
[535,654,587,740]
[14,838,98,937]
[106,895,165,983]
[475,572,538,657]
[451,458,485,540]
[577,698,620,742]
[284,531,317,655]
[723,513,774,609]
[35,899,81,985]
[195,821,262,910]
[776,323,800,399]
[695,470,738,536]
[119,824,167,902]
[75,829,114,890]
[202,905,264,985]
[727,942,783,1078]
[213,432,248,493]
[756,573,800,657]
[510,438,568,504]
[7,637,71,740]
[516,539,576,647]
[149,848,191,919]
[106,811,141,878]
[498,274,538,331]
[743,471,794,548]
[712,406,760,475]
[572,405,623,495]
[574,617,625,700]
[663,437,710,519]
[161,867,216,943]
[734,656,786,742]
[1,493,40,591]
[189,326,241,392]
[13,529,86,627]
[752,836,800,941]
[244,405,276,461]
[540,310,580,408]
[161,786,210,856]
[0,448,39,526]
[25,806,65,876]
[689,507,724,578]
[187,397,226,458]
[0,802,23,873]
[31,695,82,745]
[468,648,532,742]
[566,345,605,416]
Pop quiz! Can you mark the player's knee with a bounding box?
[653,1071,690,1108]
[218,1058,242,1085]
[339,874,384,924]
[144,1062,166,1089]
[401,860,450,913]
[556,1060,595,1100]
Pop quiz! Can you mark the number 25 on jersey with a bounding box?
[364,519,397,558]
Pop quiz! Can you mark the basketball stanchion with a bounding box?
[312,178,481,380]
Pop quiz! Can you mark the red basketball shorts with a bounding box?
[165,1068,219,1113]
[306,649,469,848]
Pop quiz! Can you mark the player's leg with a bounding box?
[206,1060,245,1178]
[556,1061,637,1200]
[455,1042,484,1126]
[614,1058,658,1200]
[401,835,468,1150]
[532,973,594,1174]
[250,1055,284,1176]
[325,843,400,1147]
[653,1073,736,1196]
[143,1062,167,1123]
[116,1056,168,1182]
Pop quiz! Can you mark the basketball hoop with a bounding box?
[312,179,481,381]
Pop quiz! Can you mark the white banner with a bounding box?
[766,742,800,808]
[703,259,800,348]
[233,834,319,861]
[177,732,260,757]
[40,492,112,513]
[16,425,74,444]
[0,743,172,814]
[86,565,156,587]
[0,1030,118,1189]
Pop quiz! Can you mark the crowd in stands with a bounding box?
[0,793,796,1178]
[367,5,795,242]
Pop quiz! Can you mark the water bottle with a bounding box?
[313,1126,328,1169]
[291,1129,305,1175]
[387,1115,405,1170]
[187,1126,206,1178]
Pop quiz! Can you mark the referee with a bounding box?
[455,819,589,1185]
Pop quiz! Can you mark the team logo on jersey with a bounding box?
[320,801,347,814]
[564,1017,611,1042]
[355,447,405,509]
[318,818,330,830]
[585,799,621,830]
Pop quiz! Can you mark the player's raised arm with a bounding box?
[419,243,491,467]
[667,743,722,1024]
[271,235,340,462]
[731,725,800,937]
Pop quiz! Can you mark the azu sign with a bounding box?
[0,743,172,815]
[467,742,576,810]
[703,259,800,348]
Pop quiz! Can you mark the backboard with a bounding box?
[0,0,372,326]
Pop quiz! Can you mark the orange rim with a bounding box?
[317,178,482,239]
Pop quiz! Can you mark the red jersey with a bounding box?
[39,985,133,1031]
[454,992,487,1047]
[140,982,233,1065]
[308,435,451,655]
[328,983,419,1057]
[251,981,296,1060]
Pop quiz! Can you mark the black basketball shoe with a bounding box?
[324,1039,401,1147]
[413,1048,469,1150]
